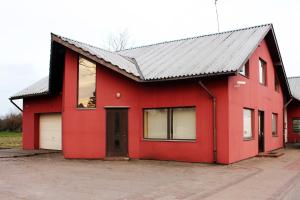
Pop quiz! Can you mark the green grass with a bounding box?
[0,131,22,148]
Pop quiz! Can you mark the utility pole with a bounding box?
[214,0,220,32]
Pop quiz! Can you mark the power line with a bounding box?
[214,0,220,32]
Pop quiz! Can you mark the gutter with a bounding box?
[9,98,23,112]
[198,81,217,163]
[283,97,293,147]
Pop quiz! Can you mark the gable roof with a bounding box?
[288,76,300,101]
[10,23,291,100]
[53,24,274,81]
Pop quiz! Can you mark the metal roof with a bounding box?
[56,35,140,77]
[54,24,273,81]
[288,76,300,101]
[10,76,49,99]
[12,23,288,99]
[119,24,272,80]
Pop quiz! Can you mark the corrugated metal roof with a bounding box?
[54,24,272,81]
[11,24,278,99]
[10,76,49,99]
[57,35,140,77]
[288,77,300,101]
[120,24,272,80]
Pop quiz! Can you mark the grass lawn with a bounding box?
[0,131,22,148]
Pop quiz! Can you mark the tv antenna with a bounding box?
[214,0,220,32]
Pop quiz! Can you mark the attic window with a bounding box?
[239,61,249,77]
[259,59,267,85]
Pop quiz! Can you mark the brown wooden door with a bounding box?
[106,109,128,157]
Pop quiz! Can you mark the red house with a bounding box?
[287,77,300,143]
[10,24,291,164]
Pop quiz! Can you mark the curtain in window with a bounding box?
[172,108,196,139]
[243,109,252,138]
[272,114,277,135]
[144,109,168,139]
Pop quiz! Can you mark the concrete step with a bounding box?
[104,157,130,161]
[256,151,285,158]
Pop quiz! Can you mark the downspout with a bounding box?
[283,97,293,147]
[9,98,23,112]
[198,81,217,163]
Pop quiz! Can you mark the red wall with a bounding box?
[22,95,62,149]
[287,103,300,143]
[228,39,284,163]
[62,49,230,163]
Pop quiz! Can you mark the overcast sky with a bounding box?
[0,0,299,116]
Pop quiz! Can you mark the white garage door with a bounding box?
[39,113,62,150]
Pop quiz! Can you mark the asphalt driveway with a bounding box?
[0,145,300,200]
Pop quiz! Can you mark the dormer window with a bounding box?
[239,60,249,77]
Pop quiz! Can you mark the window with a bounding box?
[144,107,196,140]
[293,118,300,133]
[77,57,96,108]
[272,113,278,136]
[275,74,280,92]
[243,109,253,139]
[259,59,266,85]
[144,109,168,139]
[239,60,249,77]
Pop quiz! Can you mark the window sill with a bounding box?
[143,138,196,143]
[76,108,97,111]
[259,83,267,87]
[243,137,254,141]
[272,134,278,137]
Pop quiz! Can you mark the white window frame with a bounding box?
[243,108,253,139]
[143,107,196,141]
[259,59,266,85]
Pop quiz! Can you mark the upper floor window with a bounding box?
[77,57,96,108]
[144,107,196,140]
[239,60,249,77]
[259,59,266,85]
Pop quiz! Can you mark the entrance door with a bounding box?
[258,111,265,152]
[106,109,128,157]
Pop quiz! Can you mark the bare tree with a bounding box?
[107,30,133,51]
[0,112,22,132]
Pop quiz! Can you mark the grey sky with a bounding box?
[1,0,300,116]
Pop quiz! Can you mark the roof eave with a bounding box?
[143,71,236,82]
[9,92,49,100]
[267,25,292,97]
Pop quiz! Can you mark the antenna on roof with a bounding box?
[214,0,220,32]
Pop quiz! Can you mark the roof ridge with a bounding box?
[51,33,115,54]
[119,23,272,52]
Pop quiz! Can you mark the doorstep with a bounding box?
[104,157,130,161]
[256,150,285,158]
